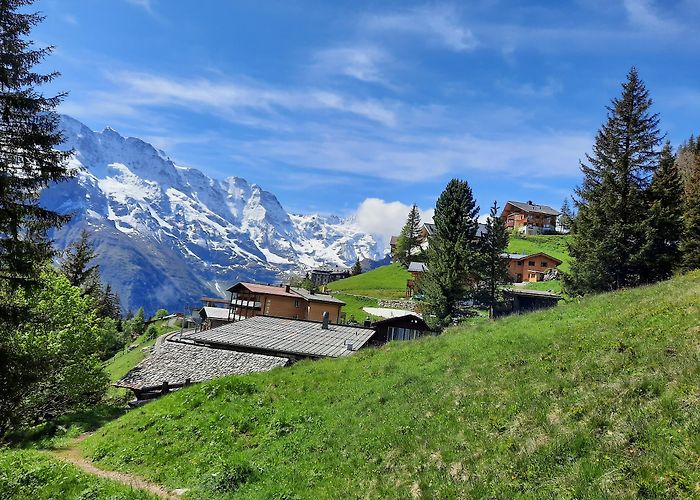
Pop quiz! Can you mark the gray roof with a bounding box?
[422,223,436,235]
[290,287,346,305]
[186,315,375,358]
[408,262,428,273]
[115,340,288,390]
[199,306,231,320]
[503,288,562,299]
[506,201,559,216]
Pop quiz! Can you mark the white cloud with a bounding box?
[365,5,478,52]
[103,72,398,127]
[312,46,394,87]
[63,14,78,25]
[354,198,434,244]
[622,0,677,32]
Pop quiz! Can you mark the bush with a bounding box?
[0,268,108,436]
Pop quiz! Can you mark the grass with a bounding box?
[81,271,700,498]
[0,449,155,499]
[335,293,380,323]
[105,319,179,384]
[522,280,563,294]
[327,262,411,299]
[507,234,572,272]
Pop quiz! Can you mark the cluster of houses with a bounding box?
[116,199,564,404]
[116,280,431,403]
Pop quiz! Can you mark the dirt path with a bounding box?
[47,433,184,499]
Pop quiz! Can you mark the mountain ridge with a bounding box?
[41,116,386,313]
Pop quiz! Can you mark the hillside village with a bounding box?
[3,2,700,499]
[109,198,567,405]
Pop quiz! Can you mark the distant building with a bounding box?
[494,289,562,317]
[406,261,428,297]
[198,306,232,330]
[308,264,350,287]
[370,314,431,344]
[501,201,559,235]
[201,296,229,308]
[226,282,345,324]
[502,252,562,283]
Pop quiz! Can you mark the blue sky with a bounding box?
[34,0,700,237]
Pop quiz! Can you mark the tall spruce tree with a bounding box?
[476,201,510,317]
[680,150,700,270]
[0,0,73,294]
[642,142,684,281]
[564,68,662,294]
[422,179,479,328]
[59,230,100,296]
[559,198,574,233]
[393,203,422,266]
[351,258,362,276]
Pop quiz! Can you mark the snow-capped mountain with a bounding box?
[41,116,386,313]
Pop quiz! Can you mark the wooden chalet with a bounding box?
[226,282,345,324]
[494,289,562,317]
[502,252,562,283]
[501,201,559,235]
[370,314,431,344]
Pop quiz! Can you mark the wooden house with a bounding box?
[493,289,562,317]
[226,282,345,324]
[503,252,562,283]
[501,201,559,235]
[370,314,431,344]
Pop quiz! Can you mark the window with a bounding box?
[541,262,548,267]
[517,261,523,266]
[294,299,300,308]
[528,261,535,266]
[388,327,418,341]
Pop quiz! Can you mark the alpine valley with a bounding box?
[40,116,387,314]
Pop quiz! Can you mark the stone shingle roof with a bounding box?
[115,340,288,391]
[187,315,375,358]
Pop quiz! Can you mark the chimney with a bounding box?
[346,341,354,351]
[322,311,330,329]
[285,284,290,293]
[527,200,533,205]
[363,318,372,328]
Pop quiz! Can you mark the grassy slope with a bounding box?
[0,449,154,499]
[334,293,379,323]
[105,320,178,384]
[327,262,411,299]
[83,272,700,498]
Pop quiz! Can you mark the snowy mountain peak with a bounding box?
[42,116,385,313]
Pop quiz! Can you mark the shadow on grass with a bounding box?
[6,397,130,450]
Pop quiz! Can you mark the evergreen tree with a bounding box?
[564,68,662,295]
[94,283,121,320]
[559,198,574,233]
[476,202,511,317]
[680,150,700,270]
[351,258,362,276]
[642,142,684,281]
[0,0,73,295]
[59,230,100,296]
[675,134,700,185]
[129,307,146,338]
[422,179,480,328]
[392,204,422,266]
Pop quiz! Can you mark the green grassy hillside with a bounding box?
[82,272,700,498]
[0,449,154,499]
[327,262,411,299]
